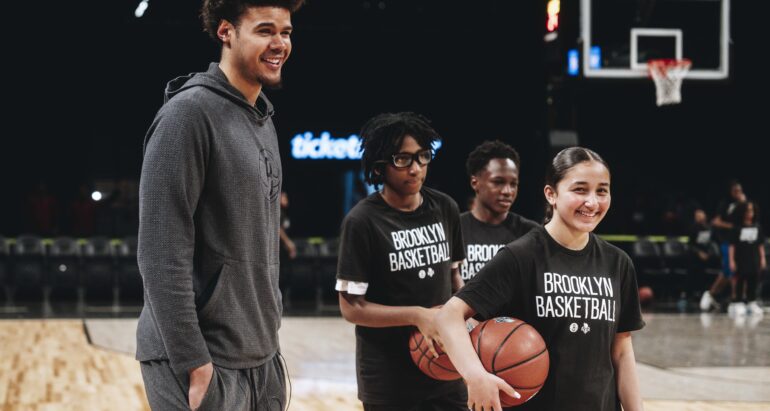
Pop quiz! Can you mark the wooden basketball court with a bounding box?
[1,315,768,410]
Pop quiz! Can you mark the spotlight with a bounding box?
[135,0,149,18]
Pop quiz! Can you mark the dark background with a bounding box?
[2,0,765,238]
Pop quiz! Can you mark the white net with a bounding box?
[648,59,692,106]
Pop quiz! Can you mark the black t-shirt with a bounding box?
[688,223,713,255]
[714,199,740,243]
[336,187,466,404]
[730,223,765,275]
[460,211,539,281]
[456,226,645,411]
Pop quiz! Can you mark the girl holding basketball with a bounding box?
[437,147,645,411]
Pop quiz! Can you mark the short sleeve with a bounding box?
[455,247,519,320]
[336,214,372,283]
[617,256,645,333]
[447,198,466,264]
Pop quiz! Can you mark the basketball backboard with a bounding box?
[581,0,730,80]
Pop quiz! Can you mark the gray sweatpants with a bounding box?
[140,353,287,411]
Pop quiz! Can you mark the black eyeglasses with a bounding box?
[379,149,433,168]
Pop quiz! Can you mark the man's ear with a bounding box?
[216,20,234,44]
[470,175,479,193]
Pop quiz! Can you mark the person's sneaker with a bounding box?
[747,301,764,316]
[734,302,748,316]
[700,291,714,311]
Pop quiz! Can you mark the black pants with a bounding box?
[140,353,286,411]
[363,387,467,411]
[736,270,759,302]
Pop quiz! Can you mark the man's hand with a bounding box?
[188,362,214,410]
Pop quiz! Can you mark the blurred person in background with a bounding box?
[701,180,746,311]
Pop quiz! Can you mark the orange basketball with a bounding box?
[409,328,462,381]
[469,317,549,407]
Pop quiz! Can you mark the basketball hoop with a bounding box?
[648,58,692,106]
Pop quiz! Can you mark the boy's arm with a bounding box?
[338,292,441,357]
[452,264,465,293]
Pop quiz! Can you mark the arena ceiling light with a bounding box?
[135,0,149,18]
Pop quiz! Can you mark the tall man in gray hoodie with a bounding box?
[137,1,304,409]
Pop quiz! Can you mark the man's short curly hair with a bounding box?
[359,112,441,187]
[465,140,521,177]
[201,0,305,42]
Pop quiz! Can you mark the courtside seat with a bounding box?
[317,237,340,308]
[48,237,81,301]
[13,234,46,302]
[631,237,669,297]
[661,237,689,299]
[116,236,142,304]
[662,238,689,276]
[632,238,668,273]
[82,236,116,304]
[286,238,319,310]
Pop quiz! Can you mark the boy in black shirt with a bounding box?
[460,140,539,280]
[336,112,467,410]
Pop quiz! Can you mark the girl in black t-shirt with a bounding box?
[336,112,468,410]
[436,147,645,411]
[728,201,767,316]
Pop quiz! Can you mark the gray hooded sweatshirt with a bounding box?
[136,63,283,374]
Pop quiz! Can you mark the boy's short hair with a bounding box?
[465,140,521,177]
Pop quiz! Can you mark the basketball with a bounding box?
[639,286,654,305]
[469,317,549,407]
[409,328,462,381]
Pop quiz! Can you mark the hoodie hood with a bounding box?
[164,63,274,123]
